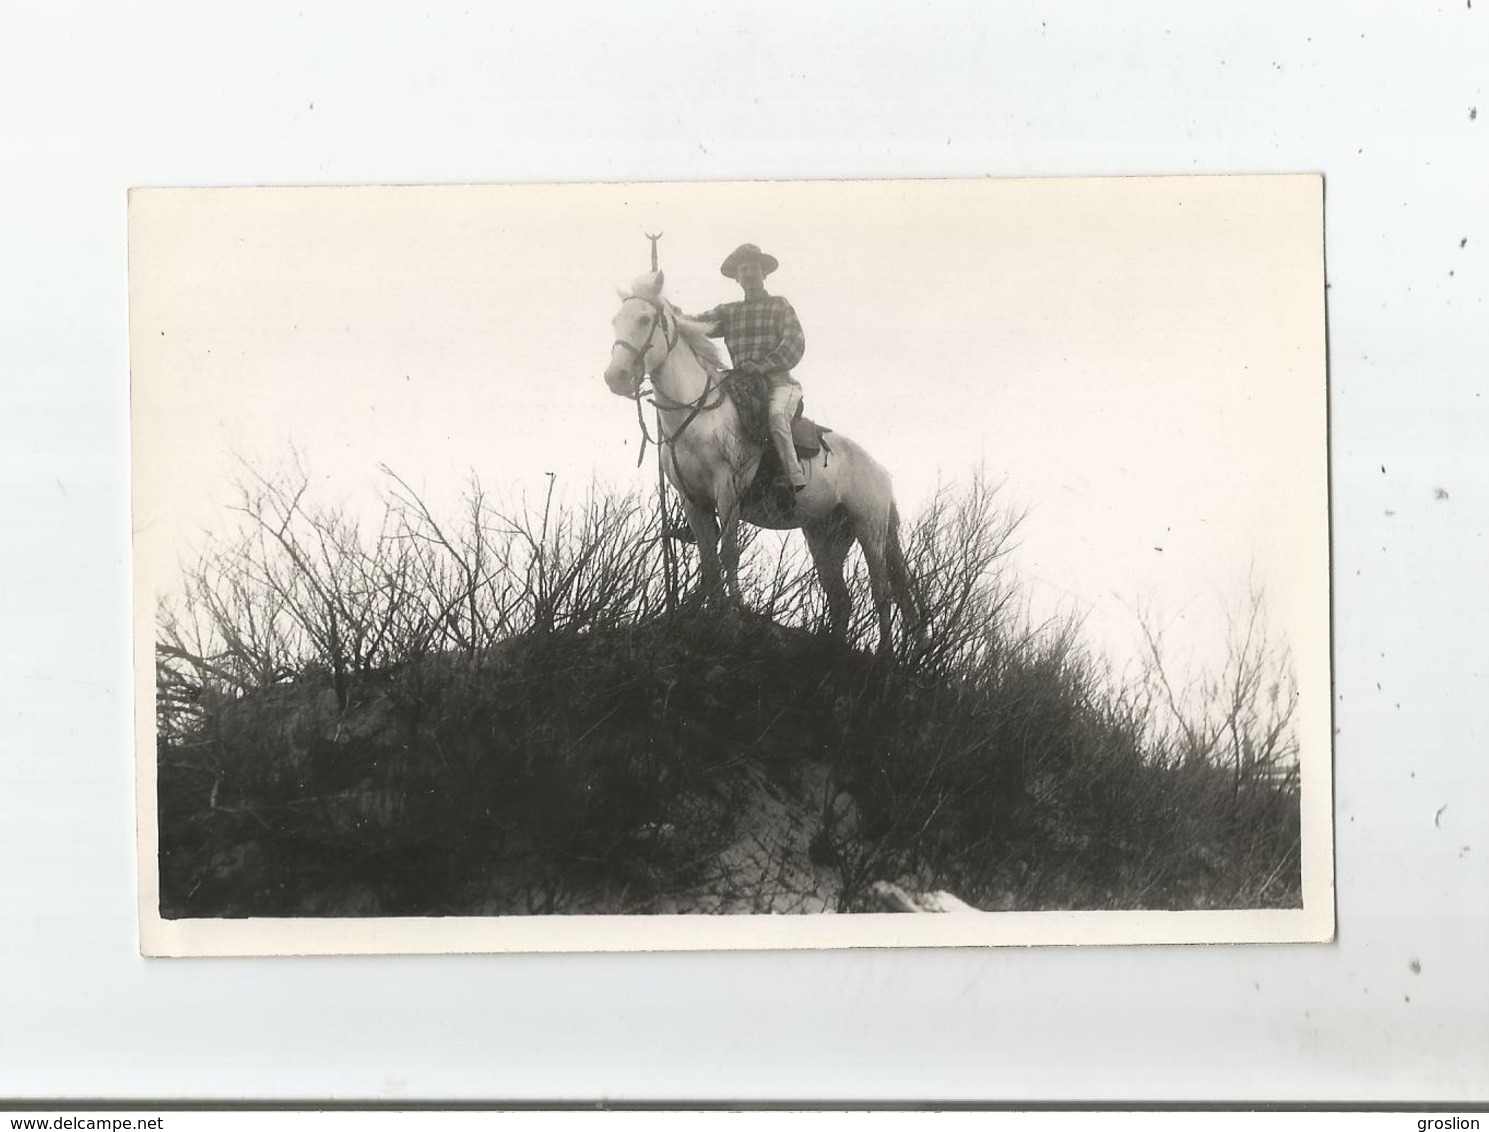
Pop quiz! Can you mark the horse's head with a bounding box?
[604,271,676,398]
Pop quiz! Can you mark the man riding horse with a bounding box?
[690,243,808,503]
[603,258,919,655]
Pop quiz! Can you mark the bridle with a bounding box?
[613,294,730,465]
[610,294,678,392]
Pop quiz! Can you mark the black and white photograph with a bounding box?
[131,175,1331,954]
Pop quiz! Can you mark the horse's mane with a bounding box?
[623,272,725,373]
[673,312,724,372]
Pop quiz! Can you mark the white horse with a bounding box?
[603,271,918,654]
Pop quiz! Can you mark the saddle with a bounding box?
[721,369,833,513]
[721,369,833,459]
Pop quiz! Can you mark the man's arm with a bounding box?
[689,304,728,338]
[759,298,806,372]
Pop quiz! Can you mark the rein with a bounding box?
[617,296,730,466]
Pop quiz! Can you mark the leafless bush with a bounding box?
[155,458,1302,916]
[383,468,673,653]
[898,473,1026,671]
[1136,581,1300,789]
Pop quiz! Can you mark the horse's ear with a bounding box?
[654,269,665,290]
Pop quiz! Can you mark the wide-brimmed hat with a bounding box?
[720,243,779,279]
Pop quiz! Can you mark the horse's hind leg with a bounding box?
[852,511,898,659]
[803,519,853,645]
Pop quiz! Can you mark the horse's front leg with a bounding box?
[680,499,722,606]
[713,475,745,607]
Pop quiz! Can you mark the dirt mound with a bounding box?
[157,599,1302,918]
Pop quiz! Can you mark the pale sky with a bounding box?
[130,176,1328,687]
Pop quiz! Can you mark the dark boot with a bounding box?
[773,478,802,514]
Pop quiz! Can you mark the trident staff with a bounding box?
[643,229,679,613]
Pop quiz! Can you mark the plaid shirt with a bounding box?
[694,294,806,377]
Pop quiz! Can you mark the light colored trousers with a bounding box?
[767,379,806,488]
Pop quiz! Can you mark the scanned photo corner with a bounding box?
[129,174,1333,955]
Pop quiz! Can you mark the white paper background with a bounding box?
[2,0,1485,1103]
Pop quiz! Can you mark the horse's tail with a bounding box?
[886,501,922,636]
